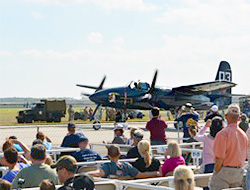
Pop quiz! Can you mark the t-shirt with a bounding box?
[101,162,139,178]
[146,118,168,143]
[12,164,59,188]
[204,112,223,122]
[61,133,85,148]
[177,112,200,139]
[161,156,186,177]
[43,142,52,150]
[61,133,84,155]
[58,174,94,190]
[72,149,102,162]
[126,146,141,159]
[2,163,29,182]
[112,136,128,144]
[132,157,160,172]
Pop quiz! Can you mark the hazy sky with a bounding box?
[1,0,250,98]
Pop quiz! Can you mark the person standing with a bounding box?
[146,107,168,145]
[204,105,223,122]
[209,104,248,190]
[176,103,199,142]
[67,105,74,121]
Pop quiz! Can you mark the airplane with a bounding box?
[76,61,235,127]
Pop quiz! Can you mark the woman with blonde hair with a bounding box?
[132,140,160,172]
[174,165,195,190]
[160,140,185,176]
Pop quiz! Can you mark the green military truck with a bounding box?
[16,99,66,123]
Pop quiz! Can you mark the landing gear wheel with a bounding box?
[93,121,101,130]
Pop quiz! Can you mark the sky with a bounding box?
[1,0,250,98]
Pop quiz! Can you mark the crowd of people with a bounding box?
[0,103,249,190]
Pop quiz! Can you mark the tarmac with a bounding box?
[0,121,206,156]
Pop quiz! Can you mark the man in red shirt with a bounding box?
[146,107,168,145]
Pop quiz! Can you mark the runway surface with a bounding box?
[0,121,205,156]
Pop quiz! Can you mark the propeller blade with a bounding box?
[89,104,101,121]
[96,75,106,92]
[81,92,91,97]
[149,70,158,93]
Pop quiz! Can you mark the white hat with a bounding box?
[211,105,218,112]
[114,124,123,130]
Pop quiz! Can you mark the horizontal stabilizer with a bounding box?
[172,81,236,95]
[76,84,99,90]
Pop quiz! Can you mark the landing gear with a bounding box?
[93,121,101,130]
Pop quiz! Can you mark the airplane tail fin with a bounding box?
[215,61,232,94]
[209,61,232,108]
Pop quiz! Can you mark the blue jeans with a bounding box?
[246,170,250,190]
[203,164,215,190]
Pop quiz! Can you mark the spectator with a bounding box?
[174,165,195,190]
[176,103,199,142]
[127,127,139,145]
[32,140,53,166]
[61,123,84,155]
[51,155,95,190]
[209,104,248,190]
[40,179,56,190]
[194,117,223,174]
[12,144,58,188]
[2,147,30,182]
[9,136,23,152]
[146,107,168,145]
[36,131,52,150]
[126,129,144,159]
[0,179,12,190]
[111,124,128,144]
[72,136,102,162]
[239,113,249,133]
[204,105,223,122]
[87,145,159,179]
[160,141,185,177]
[68,105,74,121]
[132,140,160,172]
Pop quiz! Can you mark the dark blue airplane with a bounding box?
[77,61,235,117]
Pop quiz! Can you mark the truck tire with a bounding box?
[93,121,101,130]
[54,117,61,122]
[25,116,33,123]
[17,118,25,123]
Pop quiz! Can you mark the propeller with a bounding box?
[95,76,106,92]
[148,70,158,94]
[138,70,158,102]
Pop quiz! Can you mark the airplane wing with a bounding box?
[172,81,236,95]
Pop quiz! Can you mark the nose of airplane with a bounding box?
[89,92,100,103]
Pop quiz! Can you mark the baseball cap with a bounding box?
[211,105,218,112]
[227,104,240,115]
[51,155,77,173]
[114,124,123,131]
[184,103,193,111]
[68,123,76,129]
[79,136,89,143]
[133,130,144,141]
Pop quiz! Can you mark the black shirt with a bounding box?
[126,146,141,159]
[58,174,94,190]
[204,112,223,122]
[132,157,160,172]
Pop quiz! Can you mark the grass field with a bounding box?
[0,107,176,126]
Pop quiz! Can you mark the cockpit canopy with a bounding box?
[129,81,150,91]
